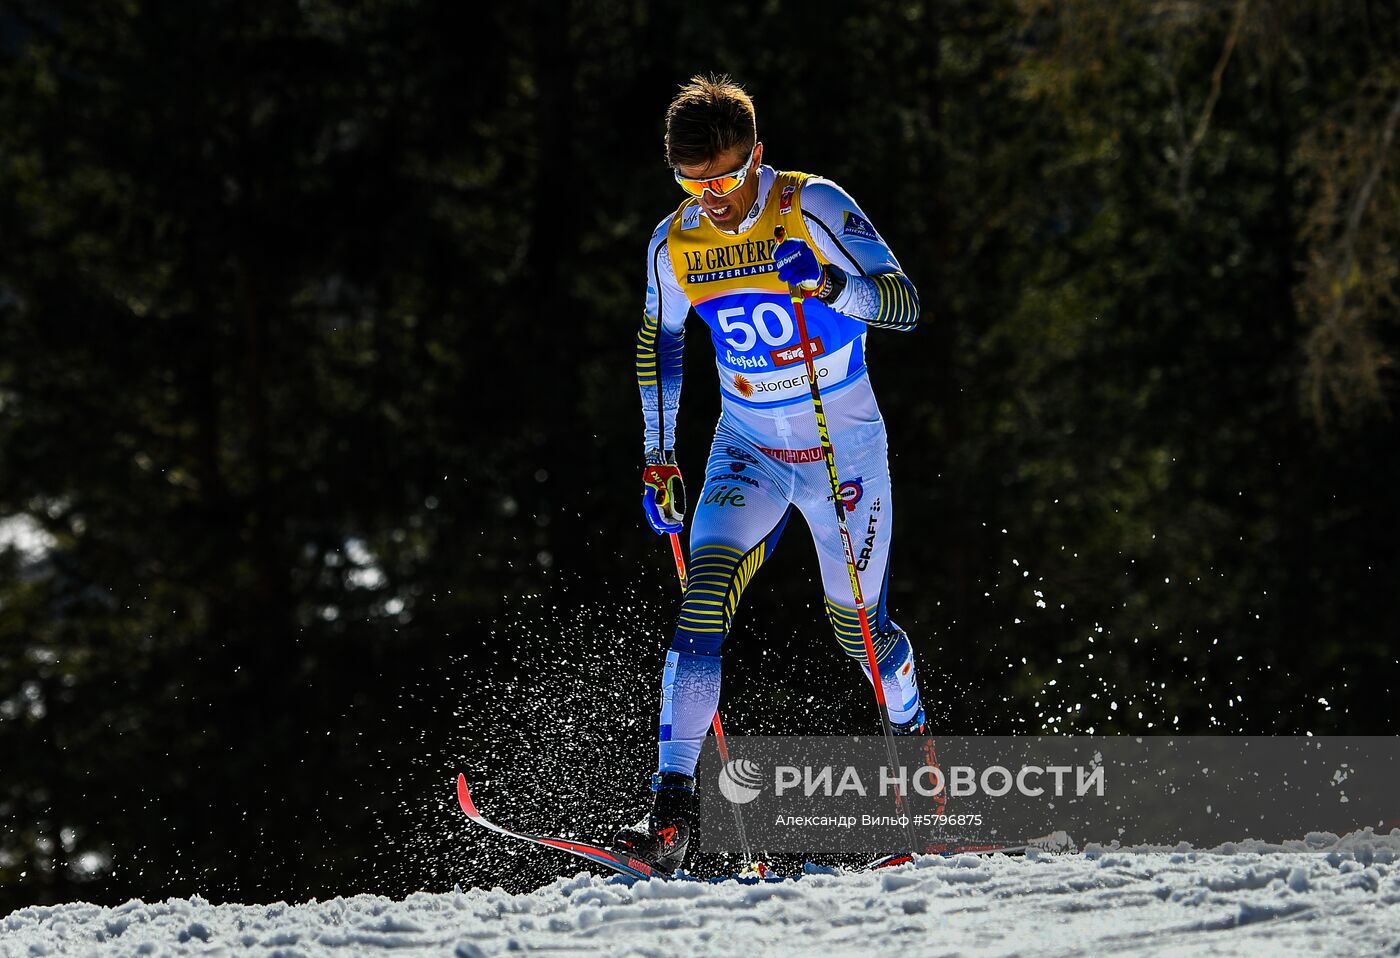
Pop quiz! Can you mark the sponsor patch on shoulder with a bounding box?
[842,211,880,241]
[779,185,796,214]
[682,205,702,230]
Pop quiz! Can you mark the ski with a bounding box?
[864,845,1023,871]
[455,774,796,883]
[457,773,1064,882]
[456,773,660,881]
[864,831,1075,870]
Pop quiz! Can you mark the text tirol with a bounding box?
[682,238,777,272]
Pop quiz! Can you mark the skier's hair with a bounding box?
[665,74,756,168]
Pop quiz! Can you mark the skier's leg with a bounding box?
[658,437,793,776]
[797,420,926,730]
[617,432,792,870]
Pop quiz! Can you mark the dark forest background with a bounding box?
[2,0,1398,913]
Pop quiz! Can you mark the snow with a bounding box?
[5,837,1400,957]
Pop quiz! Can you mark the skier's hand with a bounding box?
[642,450,685,535]
[773,237,824,292]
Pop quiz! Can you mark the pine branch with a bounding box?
[1324,83,1400,338]
[1177,0,1251,209]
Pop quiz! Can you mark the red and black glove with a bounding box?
[641,450,685,535]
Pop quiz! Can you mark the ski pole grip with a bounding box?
[773,226,800,302]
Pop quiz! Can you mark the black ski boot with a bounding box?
[613,772,696,875]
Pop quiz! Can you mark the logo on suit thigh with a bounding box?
[837,477,864,512]
[725,446,759,466]
[702,484,747,508]
[710,472,759,487]
[857,497,882,571]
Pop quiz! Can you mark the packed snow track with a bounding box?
[5,840,1400,957]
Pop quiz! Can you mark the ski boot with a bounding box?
[892,706,927,736]
[613,772,696,875]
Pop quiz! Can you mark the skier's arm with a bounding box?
[637,219,689,455]
[799,178,921,332]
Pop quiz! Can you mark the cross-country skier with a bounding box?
[616,75,927,873]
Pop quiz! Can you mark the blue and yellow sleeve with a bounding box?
[800,178,921,332]
[638,219,689,453]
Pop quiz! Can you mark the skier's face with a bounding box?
[674,142,763,231]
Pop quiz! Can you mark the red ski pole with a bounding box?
[666,531,688,591]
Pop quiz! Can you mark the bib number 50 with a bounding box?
[716,303,795,352]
